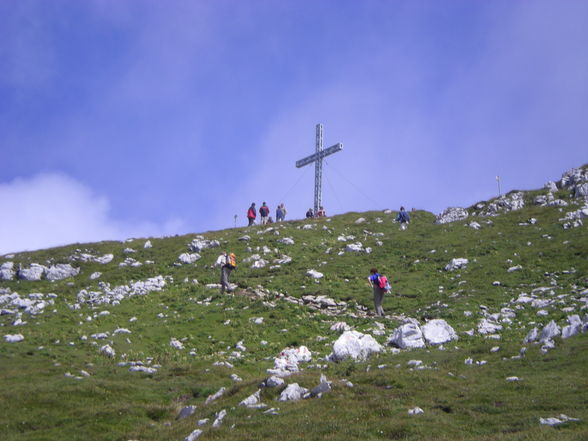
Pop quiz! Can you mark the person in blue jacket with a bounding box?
[396,206,410,230]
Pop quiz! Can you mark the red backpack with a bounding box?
[378,275,391,292]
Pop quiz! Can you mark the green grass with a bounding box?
[1,173,588,440]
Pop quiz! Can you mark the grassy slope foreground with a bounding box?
[1,171,587,441]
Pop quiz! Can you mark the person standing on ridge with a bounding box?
[276,203,287,222]
[396,206,410,230]
[368,268,386,317]
[259,202,270,225]
[247,202,256,226]
[316,206,326,217]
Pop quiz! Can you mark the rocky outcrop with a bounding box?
[435,207,468,224]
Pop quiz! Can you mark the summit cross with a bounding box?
[295,124,343,215]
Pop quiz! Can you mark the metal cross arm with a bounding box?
[295,143,343,168]
[295,124,343,215]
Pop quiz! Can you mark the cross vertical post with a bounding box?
[314,124,324,214]
[295,124,343,216]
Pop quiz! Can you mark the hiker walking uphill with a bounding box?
[259,202,270,225]
[396,206,410,230]
[247,203,256,226]
[216,251,237,293]
[368,268,390,317]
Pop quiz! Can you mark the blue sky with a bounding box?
[1,0,587,254]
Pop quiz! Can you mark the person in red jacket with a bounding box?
[247,203,256,226]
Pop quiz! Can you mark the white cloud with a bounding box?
[0,173,186,254]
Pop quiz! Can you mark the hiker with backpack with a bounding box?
[368,268,390,317]
[216,251,237,293]
[247,203,256,226]
[396,206,410,230]
[259,202,270,225]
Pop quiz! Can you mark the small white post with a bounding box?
[496,176,501,197]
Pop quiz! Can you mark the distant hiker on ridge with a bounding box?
[316,206,326,217]
[276,203,287,222]
[396,206,410,230]
[306,208,314,218]
[259,202,270,225]
[216,251,237,293]
[247,202,256,226]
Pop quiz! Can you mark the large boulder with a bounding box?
[329,331,382,362]
[421,319,458,345]
[388,323,425,349]
[0,262,15,280]
[46,264,80,281]
[17,264,46,281]
[539,320,561,343]
[435,207,468,224]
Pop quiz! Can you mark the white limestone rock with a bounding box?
[421,319,458,346]
[18,264,46,281]
[239,389,263,407]
[46,264,80,281]
[389,323,426,349]
[189,236,220,252]
[539,320,560,342]
[205,387,226,405]
[562,315,583,339]
[178,253,201,264]
[344,243,364,252]
[539,414,580,426]
[478,319,503,335]
[100,344,115,358]
[354,217,366,224]
[268,346,312,376]
[278,237,295,245]
[278,383,308,402]
[444,258,469,271]
[170,338,184,350]
[4,334,24,343]
[262,376,285,388]
[176,405,197,420]
[212,409,227,428]
[185,429,203,441]
[329,330,382,362]
[306,269,324,279]
[507,265,523,273]
[408,407,424,415]
[0,262,15,280]
[330,322,351,333]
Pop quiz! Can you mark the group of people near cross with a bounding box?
[246,202,288,226]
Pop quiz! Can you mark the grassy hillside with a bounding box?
[1,173,587,441]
